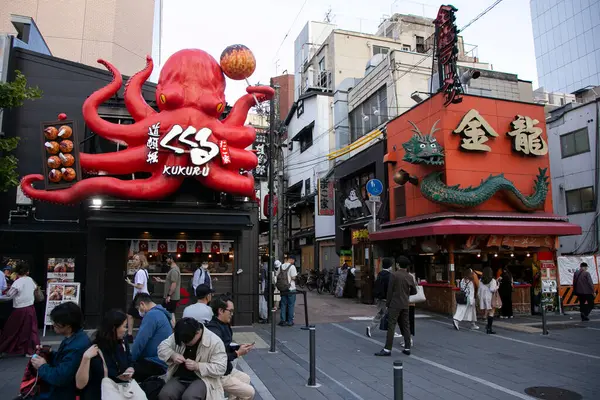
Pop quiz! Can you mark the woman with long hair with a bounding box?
[76,309,135,400]
[125,252,150,343]
[0,261,40,357]
[453,269,478,331]
[499,267,514,318]
[478,267,499,334]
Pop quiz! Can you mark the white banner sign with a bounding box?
[557,256,598,285]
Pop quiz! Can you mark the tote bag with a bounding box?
[409,285,426,303]
[98,350,147,400]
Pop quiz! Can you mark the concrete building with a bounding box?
[530,0,600,94]
[0,0,155,77]
[547,86,600,254]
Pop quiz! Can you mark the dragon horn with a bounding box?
[429,120,440,137]
[408,121,424,137]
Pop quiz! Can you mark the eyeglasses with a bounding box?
[224,308,234,315]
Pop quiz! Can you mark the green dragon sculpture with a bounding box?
[402,120,444,165]
[401,120,550,212]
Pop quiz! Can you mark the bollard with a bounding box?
[541,303,548,335]
[269,308,277,353]
[394,360,403,400]
[307,325,318,387]
[302,290,309,328]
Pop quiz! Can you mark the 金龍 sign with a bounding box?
[507,115,548,156]
[453,109,498,152]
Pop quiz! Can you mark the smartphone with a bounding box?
[251,341,256,346]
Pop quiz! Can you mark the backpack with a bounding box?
[373,270,389,300]
[143,270,154,294]
[276,266,291,292]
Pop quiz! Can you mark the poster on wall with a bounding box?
[46,257,76,282]
[557,256,598,285]
[43,282,81,336]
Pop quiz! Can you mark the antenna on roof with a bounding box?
[324,7,334,23]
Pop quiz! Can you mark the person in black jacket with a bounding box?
[366,257,394,338]
[206,295,255,400]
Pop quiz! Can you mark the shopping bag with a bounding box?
[259,296,268,320]
[379,313,389,331]
[409,286,426,303]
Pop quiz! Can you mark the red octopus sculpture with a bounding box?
[21,49,274,204]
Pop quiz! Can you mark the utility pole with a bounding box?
[268,78,277,353]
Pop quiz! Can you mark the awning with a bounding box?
[370,218,582,241]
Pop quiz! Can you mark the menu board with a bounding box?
[40,119,82,190]
[43,282,81,336]
[46,257,76,282]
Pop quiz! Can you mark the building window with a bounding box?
[416,36,425,53]
[349,86,388,142]
[373,45,389,57]
[296,99,304,117]
[318,57,325,72]
[402,45,411,51]
[566,186,595,214]
[305,178,311,195]
[560,127,590,158]
[292,121,314,153]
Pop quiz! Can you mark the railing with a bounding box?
[299,70,333,95]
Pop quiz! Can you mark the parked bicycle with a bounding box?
[296,272,308,288]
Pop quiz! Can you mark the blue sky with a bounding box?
[156,0,537,102]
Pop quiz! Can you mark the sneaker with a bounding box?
[287,321,294,327]
[394,332,403,338]
[471,323,479,330]
[453,319,459,331]
[366,326,372,338]
[277,321,286,326]
[374,349,391,357]
[402,349,411,356]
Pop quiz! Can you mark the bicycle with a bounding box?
[296,273,308,288]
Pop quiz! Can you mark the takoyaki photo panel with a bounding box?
[40,119,82,190]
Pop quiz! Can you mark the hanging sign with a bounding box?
[433,4,463,106]
[253,132,268,179]
[318,177,334,216]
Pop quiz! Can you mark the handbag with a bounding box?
[98,350,148,400]
[455,280,468,305]
[33,282,45,303]
[379,312,389,331]
[409,285,426,303]
[492,290,503,309]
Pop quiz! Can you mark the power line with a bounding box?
[272,0,309,62]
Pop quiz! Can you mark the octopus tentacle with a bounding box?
[124,55,157,121]
[222,86,274,126]
[80,146,153,174]
[221,147,257,170]
[82,59,151,147]
[197,163,255,197]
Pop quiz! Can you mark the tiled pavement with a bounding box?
[1,299,599,399]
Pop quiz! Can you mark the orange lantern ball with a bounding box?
[220,44,256,80]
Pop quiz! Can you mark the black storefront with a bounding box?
[333,140,388,303]
[0,48,260,328]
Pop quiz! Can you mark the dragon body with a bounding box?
[420,168,549,212]
[400,120,550,211]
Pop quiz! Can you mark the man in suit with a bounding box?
[375,256,417,356]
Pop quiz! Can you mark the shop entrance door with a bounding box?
[103,240,129,314]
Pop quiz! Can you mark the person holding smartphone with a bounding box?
[75,310,136,400]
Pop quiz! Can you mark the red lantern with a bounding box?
[263,194,278,218]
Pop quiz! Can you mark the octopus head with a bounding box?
[156,49,226,117]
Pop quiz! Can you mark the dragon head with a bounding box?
[402,120,444,166]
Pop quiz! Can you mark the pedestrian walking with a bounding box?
[374,256,416,357]
[192,261,213,294]
[271,260,281,310]
[276,257,297,327]
[0,261,40,357]
[478,267,498,334]
[453,269,479,331]
[154,254,181,328]
[366,258,392,338]
[498,267,514,319]
[125,252,150,343]
[573,262,596,321]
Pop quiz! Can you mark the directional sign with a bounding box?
[366,179,383,197]
[368,195,381,202]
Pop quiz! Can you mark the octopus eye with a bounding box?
[159,94,167,104]
[216,103,224,113]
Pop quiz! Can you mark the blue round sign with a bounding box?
[366,179,383,196]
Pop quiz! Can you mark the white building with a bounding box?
[547,86,600,254]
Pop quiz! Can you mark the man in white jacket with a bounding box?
[158,318,227,400]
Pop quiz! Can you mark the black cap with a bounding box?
[195,284,215,299]
[382,258,393,269]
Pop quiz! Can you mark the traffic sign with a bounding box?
[366,179,383,196]
[368,195,381,202]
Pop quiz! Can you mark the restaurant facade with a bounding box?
[370,92,582,315]
[1,45,266,327]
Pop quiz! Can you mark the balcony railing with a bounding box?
[299,69,333,95]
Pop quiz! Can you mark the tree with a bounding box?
[0,71,42,192]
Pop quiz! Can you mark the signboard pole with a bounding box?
[372,200,377,233]
[268,79,277,353]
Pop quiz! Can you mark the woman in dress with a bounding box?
[478,267,498,334]
[453,269,479,331]
[76,309,135,400]
[0,261,40,357]
[499,267,514,318]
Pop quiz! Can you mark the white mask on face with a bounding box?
[202,263,209,270]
